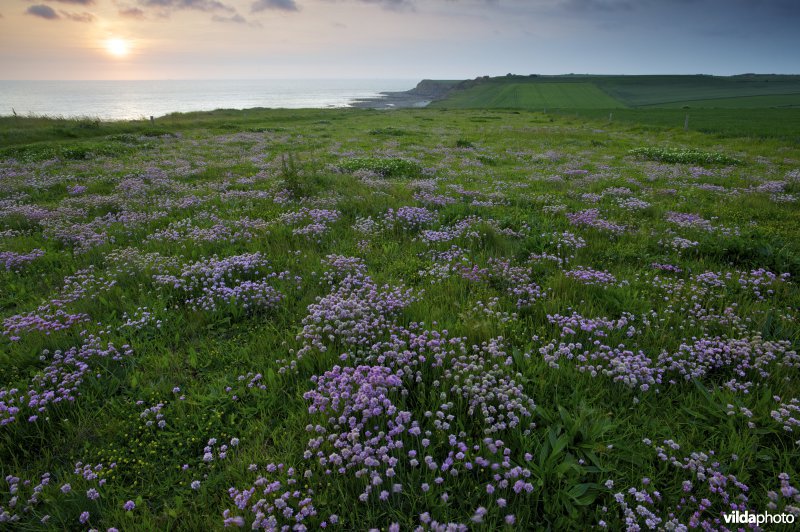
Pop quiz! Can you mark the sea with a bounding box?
[0,79,418,121]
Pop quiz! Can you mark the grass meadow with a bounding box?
[427,83,625,110]
[431,75,800,109]
[1,107,799,530]
[551,108,800,144]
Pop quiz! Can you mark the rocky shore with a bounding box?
[349,79,461,109]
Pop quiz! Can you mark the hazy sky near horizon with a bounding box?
[0,0,798,80]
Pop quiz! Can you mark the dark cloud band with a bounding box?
[63,10,95,21]
[26,4,60,19]
[46,0,95,5]
[251,0,299,12]
[138,0,235,13]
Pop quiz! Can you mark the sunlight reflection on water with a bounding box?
[0,79,416,120]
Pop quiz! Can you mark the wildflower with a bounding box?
[472,507,487,523]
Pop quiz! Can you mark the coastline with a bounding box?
[349,90,432,109]
[349,79,461,109]
[0,79,421,121]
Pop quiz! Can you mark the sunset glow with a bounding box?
[1,0,799,530]
[0,0,797,80]
[105,38,130,58]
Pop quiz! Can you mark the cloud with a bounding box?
[46,0,95,5]
[137,0,235,13]
[355,0,414,10]
[119,6,147,18]
[25,4,96,21]
[213,12,265,27]
[26,4,60,19]
[561,0,634,12]
[318,0,415,11]
[62,10,95,21]
[251,0,298,11]
[212,13,247,22]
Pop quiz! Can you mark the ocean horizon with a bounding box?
[0,79,418,121]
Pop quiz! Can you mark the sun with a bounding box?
[105,38,131,58]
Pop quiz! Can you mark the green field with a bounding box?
[429,82,625,109]
[428,74,800,142]
[431,74,800,110]
[0,108,342,148]
[642,93,800,109]
[1,106,800,530]
[593,74,800,107]
[553,108,800,142]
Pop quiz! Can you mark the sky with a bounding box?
[0,0,798,80]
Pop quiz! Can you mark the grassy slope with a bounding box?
[431,75,800,141]
[1,108,799,530]
[642,93,800,109]
[0,108,339,148]
[553,108,800,143]
[593,74,800,107]
[432,74,800,110]
[429,82,625,109]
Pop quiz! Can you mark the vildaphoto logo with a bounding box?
[722,510,796,526]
